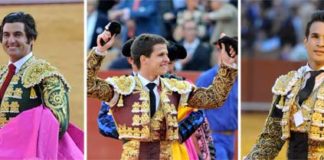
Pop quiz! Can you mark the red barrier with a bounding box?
[242,58,305,102]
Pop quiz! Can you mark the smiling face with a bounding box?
[2,22,33,62]
[141,43,170,77]
[304,21,324,70]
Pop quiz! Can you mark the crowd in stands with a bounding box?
[87,0,238,70]
[242,0,324,61]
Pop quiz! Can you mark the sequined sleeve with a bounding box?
[87,49,114,102]
[188,65,237,109]
[42,76,69,137]
[245,96,286,159]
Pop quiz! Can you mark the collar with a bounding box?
[137,73,159,88]
[304,63,324,72]
[183,38,200,55]
[9,52,33,74]
[132,71,138,76]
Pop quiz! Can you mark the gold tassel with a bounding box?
[117,95,124,107]
[30,88,37,99]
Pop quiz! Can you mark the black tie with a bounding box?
[298,70,324,105]
[146,83,156,117]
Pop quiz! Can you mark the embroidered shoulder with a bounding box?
[161,78,192,94]
[272,71,298,95]
[106,75,135,95]
[22,59,71,92]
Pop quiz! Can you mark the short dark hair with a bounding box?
[305,10,324,38]
[0,12,38,43]
[131,34,167,69]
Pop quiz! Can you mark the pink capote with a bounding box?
[0,105,83,159]
[184,135,199,160]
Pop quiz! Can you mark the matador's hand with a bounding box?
[96,29,116,53]
[218,33,237,69]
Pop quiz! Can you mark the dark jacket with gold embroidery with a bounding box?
[87,49,237,159]
[246,66,324,160]
[0,56,70,137]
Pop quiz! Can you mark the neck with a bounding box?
[139,70,158,81]
[308,61,324,70]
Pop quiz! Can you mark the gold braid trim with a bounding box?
[308,84,324,141]
[245,117,285,160]
[160,141,173,160]
[308,140,324,159]
[22,58,71,92]
[87,49,114,102]
[0,65,6,75]
[121,140,140,160]
[280,79,302,140]
[0,65,6,84]
[42,76,69,137]
[317,84,324,100]
[188,65,237,109]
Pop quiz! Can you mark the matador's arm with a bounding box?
[87,49,114,102]
[245,95,286,159]
[42,76,70,138]
[188,65,237,109]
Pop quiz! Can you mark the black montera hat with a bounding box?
[121,39,187,61]
[167,41,187,61]
[121,38,135,57]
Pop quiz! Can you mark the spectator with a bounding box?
[176,20,212,71]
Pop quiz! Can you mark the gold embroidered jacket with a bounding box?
[0,56,70,137]
[87,49,237,159]
[246,66,324,159]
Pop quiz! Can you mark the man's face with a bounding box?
[304,21,324,69]
[183,21,197,42]
[2,22,32,62]
[142,43,169,76]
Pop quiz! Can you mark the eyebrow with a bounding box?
[158,50,168,55]
[3,31,23,34]
[310,32,324,37]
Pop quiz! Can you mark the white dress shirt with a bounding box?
[137,73,160,110]
[9,52,33,74]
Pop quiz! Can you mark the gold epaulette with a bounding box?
[272,71,298,96]
[22,59,71,92]
[106,75,135,95]
[161,77,192,94]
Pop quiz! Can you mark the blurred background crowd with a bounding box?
[242,0,324,60]
[87,0,238,71]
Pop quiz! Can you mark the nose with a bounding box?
[164,55,170,63]
[7,35,15,44]
[317,37,324,47]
